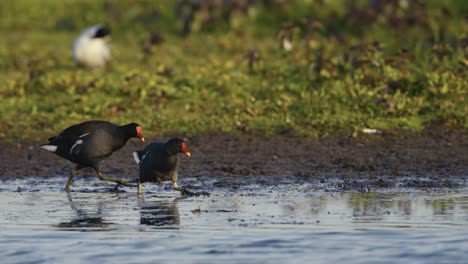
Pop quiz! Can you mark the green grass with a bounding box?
[0,0,467,141]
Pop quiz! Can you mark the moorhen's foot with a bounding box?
[114,182,139,191]
[112,184,122,192]
[180,188,210,197]
[97,171,132,186]
[180,188,196,196]
[112,181,139,192]
[197,191,211,196]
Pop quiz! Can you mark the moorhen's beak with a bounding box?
[182,142,190,157]
[140,137,145,142]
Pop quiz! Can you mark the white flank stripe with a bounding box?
[41,145,57,152]
[69,139,84,155]
[133,152,140,164]
[141,153,148,162]
[79,132,90,138]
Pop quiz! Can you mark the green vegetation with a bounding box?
[1,0,467,140]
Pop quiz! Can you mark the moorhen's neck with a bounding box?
[164,143,179,156]
[117,124,137,143]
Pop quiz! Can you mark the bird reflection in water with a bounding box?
[56,193,113,230]
[139,197,180,229]
[55,193,180,230]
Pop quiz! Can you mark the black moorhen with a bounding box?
[133,138,191,194]
[41,120,145,191]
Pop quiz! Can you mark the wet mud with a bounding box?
[0,127,466,191]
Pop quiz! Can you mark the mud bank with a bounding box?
[0,128,466,190]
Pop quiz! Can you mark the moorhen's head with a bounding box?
[165,138,191,157]
[123,123,145,142]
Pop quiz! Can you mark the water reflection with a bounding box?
[54,193,181,230]
[427,199,455,215]
[344,191,466,223]
[227,189,468,227]
[344,193,412,222]
[56,193,113,230]
[1,187,467,264]
[139,198,180,228]
[0,174,467,231]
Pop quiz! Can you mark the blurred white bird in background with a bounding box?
[72,24,111,68]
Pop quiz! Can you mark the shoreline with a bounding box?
[1,128,467,190]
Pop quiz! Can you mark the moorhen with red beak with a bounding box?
[133,138,192,194]
[41,120,145,191]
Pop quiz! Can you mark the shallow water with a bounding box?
[1,175,468,264]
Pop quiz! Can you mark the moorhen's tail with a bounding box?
[40,136,58,152]
[40,143,57,152]
[133,150,145,164]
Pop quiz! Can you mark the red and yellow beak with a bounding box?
[182,142,191,157]
[136,126,145,142]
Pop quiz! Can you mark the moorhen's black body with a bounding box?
[41,120,145,191]
[133,138,191,194]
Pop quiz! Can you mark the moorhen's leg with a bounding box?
[65,169,78,192]
[173,181,184,192]
[114,178,140,191]
[172,171,192,194]
[96,170,131,186]
[138,181,143,194]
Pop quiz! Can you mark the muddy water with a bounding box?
[1,176,468,263]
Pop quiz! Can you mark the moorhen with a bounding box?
[133,138,191,194]
[41,120,145,191]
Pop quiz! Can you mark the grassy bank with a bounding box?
[0,0,467,141]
